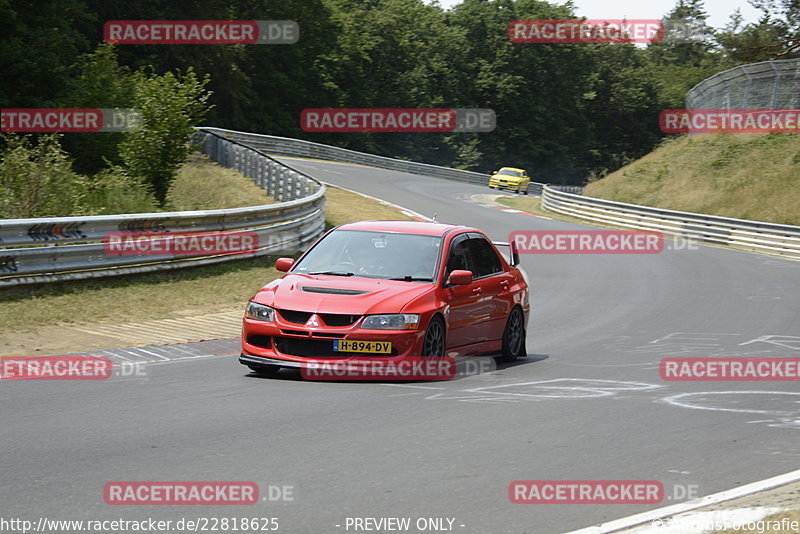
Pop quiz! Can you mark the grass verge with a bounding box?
[166,152,274,210]
[494,194,597,227]
[583,133,800,225]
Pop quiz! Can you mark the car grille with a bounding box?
[274,337,397,358]
[277,309,360,327]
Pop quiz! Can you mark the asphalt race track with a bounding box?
[3,158,799,534]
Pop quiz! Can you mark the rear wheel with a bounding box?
[523,187,529,195]
[495,307,525,363]
[248,365,282,378]
[422,317,445,357]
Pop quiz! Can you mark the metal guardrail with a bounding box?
[542,186,800,259]
[686,58,800,110]
[197,127,583,195]
[0,131,326,287]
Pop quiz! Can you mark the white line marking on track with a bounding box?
[134,348,171,361]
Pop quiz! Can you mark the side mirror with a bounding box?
[447,270,473,286]
[276,257,294,272]
[492,170,498,175]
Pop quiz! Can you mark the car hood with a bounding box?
[253,273,433,315]
[496,175,523,182]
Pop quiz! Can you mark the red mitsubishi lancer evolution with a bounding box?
[239,220,529,377]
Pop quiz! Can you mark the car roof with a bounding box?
[499,167,526,173]
[336,220,474,237]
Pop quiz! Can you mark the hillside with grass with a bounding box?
[582,133,800,226]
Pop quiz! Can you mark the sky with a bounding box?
[429,0,763,30]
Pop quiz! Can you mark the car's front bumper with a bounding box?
[495,181,523,190]
[240,353,303,368]
[240,316,428,368]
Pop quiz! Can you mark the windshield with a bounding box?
[293,229,442,281]
[498,169,522,177]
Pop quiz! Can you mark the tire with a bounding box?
[514,187,520,194]
[523,188,529,195]
[495,307,526,363]
[422,316,446,357]
[248,365,282,378]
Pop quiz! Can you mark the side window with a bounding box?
[445,235,471,279]
[466,238,502,278]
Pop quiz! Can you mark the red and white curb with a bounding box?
[467,193,553,220]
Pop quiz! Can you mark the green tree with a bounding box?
[646,0,732,108]
[59,43,136,174]
[0,0,91,108]
[716,0,800,60]
[118,68,213,205]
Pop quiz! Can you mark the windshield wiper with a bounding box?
[388,276,433,282]
[309,270,355,276]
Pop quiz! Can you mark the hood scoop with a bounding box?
[301,286,370,296]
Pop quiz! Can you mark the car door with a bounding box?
[442,233,485,349]
[465,234,515,342]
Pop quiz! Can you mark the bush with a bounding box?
[82,168,158,215]
[0,134,159,218]
[0,134,87,218]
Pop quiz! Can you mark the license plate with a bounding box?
[333,340,392,354]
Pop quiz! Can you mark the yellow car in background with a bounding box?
[488,167,530,194]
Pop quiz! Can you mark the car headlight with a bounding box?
[361,313,420,330]
[245,301,275,322]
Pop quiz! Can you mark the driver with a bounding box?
[350,236,390,275]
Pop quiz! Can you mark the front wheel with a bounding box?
[422,317,446,357]
[495,307,526,363]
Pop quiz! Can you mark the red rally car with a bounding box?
[240,220,530,377]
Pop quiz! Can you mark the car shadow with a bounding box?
[244,353,549,382]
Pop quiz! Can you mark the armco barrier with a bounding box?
[0,131,326,287]
[5,126,792,288]
[542,186,800,259]
[197,127,575,195]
